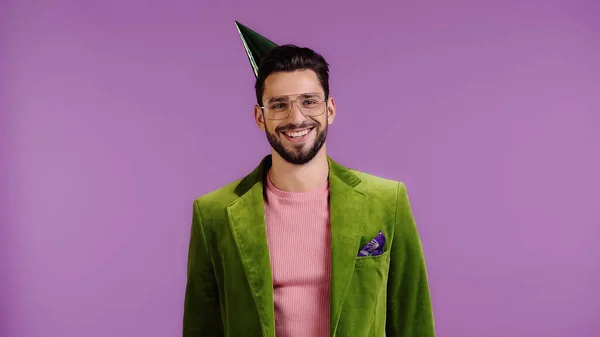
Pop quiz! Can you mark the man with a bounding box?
[183,22,435,337]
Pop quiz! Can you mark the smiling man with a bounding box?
[182,24,435,337]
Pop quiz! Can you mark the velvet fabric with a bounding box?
[183,155,435,337]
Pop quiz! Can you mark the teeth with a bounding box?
[285,129,310,138]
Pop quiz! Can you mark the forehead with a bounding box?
[262,69,323,99]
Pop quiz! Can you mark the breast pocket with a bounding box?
[355,249,390,269]
[336,248,390,337]
[349,248,391,303]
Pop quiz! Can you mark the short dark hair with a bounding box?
[255,44,330,106]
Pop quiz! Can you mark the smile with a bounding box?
[281,127,315,142]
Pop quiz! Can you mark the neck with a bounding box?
[268,147,329,192]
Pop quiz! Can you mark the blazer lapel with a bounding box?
[327,157,367,337]
[227,157,275,337]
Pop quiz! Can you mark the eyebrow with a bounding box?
[265,92,322,102]
[266,96,289,103]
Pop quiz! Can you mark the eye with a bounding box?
[303,99,317,105]
[270,102,288,110]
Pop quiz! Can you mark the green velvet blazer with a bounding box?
[183,155,435,337]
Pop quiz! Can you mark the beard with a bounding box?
[265,118,328,166]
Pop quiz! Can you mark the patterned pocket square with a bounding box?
[358,231,386,257]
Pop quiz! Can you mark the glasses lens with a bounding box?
[264,93,325,119]
[265,97,291,119]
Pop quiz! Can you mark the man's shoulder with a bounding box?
[342,166,409,205]
[349,167,405,192]
[193,178,244,210]
[343,167,414,218]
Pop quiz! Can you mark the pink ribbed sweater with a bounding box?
[264,174,331,337]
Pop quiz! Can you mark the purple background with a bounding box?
[2,1,599,336]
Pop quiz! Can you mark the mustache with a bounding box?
[276,122,318,133]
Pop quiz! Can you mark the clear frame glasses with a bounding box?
[260,92,327,120]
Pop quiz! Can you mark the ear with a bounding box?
[254,105,266,131]
[326,96,336,125]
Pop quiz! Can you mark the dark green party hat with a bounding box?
[234,21,278,78]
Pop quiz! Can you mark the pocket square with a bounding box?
[358,231,385,257]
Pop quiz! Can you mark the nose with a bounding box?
[287,101,307,125]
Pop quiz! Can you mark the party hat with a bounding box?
[234,21,278,78]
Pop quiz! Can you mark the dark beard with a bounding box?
[265,121,328,166]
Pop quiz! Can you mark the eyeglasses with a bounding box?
[260,92,327,120]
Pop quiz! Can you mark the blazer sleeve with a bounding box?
[385,182,436,337]
[182,200,224,337]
